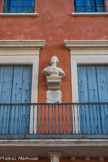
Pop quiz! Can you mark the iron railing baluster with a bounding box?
[0,103,108,138]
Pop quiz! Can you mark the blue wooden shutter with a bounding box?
[82,0,88,12]
[0,66,13,135]
[0,65,32,135]
[77,65,108,136]
[96,66,108,134]
[74,0,100,12]
[86,66,101,134]
[77,66,88,134]
[82,0,96,12]
[96,0,105,12]
[88,0,96,12]
[10,66,24,135]
[10,0,19,6]
[22,0,34,13]
[10,0,19,13]
[74,0,83,12]
[78,66,88,102]
[3,0,9,12]
[21,66,32,133]
[74,0,96,12]
[10,65,32,135]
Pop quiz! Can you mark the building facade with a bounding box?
[0,0,108,162]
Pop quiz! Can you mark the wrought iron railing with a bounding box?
[0,103,108,139]
[3,0,35,13]
[3,6,35,13]
[74,5,106,12]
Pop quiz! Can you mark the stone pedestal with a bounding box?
[47,90,62,103]
[46,76,61,90]
[48,152,62,162]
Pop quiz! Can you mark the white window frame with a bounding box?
[64,40,108,133]
[0,40,45,134]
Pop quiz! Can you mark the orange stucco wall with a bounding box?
[0,0,3,12]
[0,0,108,103]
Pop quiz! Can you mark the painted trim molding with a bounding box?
[64,40,108,48]
[0,40,46,134]
[1,139,108,147]
[64,40,108,133]
[0,13,38,16]
[72,12,108,16]
[0,40,45,48]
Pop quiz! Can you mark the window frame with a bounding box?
[0,40,45,134]
[64,40,108,133]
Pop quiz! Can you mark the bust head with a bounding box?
[43,55,65,78]
[50,56,59,65]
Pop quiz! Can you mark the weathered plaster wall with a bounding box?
[0,0,3,12]
[0,0,108,102]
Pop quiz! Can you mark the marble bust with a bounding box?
[43,56,65,78]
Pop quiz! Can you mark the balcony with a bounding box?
[0,103,108,139]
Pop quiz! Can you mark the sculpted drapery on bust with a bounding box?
[43,56,65,78]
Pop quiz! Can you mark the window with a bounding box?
[78,65,108,103]
[0,65,32,135]
[74,0,105,12]
[0,40,45,134]
[64,40,108,134]
[77,64,108,136]
[3,0,35,13]
[77,65,108,135]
